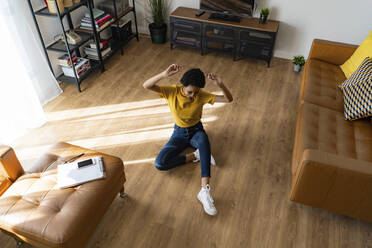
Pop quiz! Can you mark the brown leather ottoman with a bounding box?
[0,142,126,248]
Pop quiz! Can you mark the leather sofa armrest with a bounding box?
[0,145,24,182]
[0,175,12,196]
[290,149,372,221]
[308,39,358,65]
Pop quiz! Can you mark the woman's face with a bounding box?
[182,85,200,100]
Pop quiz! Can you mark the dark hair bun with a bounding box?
[180,68,205,88]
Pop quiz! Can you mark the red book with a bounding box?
[97,14,112,24]
[97,19,109,27]
[97,18,113,28]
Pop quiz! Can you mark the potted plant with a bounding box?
[292,55,306,72]
[259,8,270,24]
[148,0,167,44]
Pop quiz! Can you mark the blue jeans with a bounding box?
[155,122,211,177]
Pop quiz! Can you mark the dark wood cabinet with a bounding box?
[170,7,279,67]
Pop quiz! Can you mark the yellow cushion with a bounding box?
[340,30,372,78]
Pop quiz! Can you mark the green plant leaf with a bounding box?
[148,0,165,28]
[260,8,270,16]
[292,55,305,66]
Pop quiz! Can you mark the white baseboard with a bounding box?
[273,50,293,60]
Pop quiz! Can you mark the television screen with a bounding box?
[200,0,254,17]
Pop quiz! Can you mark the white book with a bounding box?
[101,47,111,56]
[57,156,105,188]
[84,8,105,18]
[84,47,111,57]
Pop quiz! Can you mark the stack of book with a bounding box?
[84,40,111,60]
[80,8,113,32]
[58,53,78,67]
[61,58,91,78]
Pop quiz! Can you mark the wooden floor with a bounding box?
[2,37,372,248]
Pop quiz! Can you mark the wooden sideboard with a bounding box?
[170,7,280,67]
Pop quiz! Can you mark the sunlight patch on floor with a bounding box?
[68,116,218,149]
[15,96,226,162]
[124,157,155,165]
[15,116,218,161]
[68,105,171,122]
[46,98,168,122]
[46,98,226,122]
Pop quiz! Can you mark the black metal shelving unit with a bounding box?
[27,0,139,92]
[76,1,139,59]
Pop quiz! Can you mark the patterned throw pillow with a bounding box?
[338,57,372,121]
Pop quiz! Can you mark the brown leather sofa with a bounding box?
[291,39,372,222]
[0,142,126,248]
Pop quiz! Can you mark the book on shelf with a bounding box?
[58,53,78,67]
[80,9,113,31]
[86,51,111,61]
[84,8,105,19]
[96,14,113,24]
[81,14,112,27]
[112,19,130,28]
[80,18,113,31]
[89,40,108,49]
[84,47,111,56]
[84,46,111,60]
[85,39,109,50]
[61,57,91,78]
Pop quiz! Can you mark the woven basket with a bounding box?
[47,0,64,14]
[63,0,73,7]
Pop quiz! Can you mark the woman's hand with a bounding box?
[207,73,223,86]
[208,73,233,103]
[163,64,183,77]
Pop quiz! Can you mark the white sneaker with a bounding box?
[197,185,217,216]
[193,149,216,166]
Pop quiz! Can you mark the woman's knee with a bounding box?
[155,156,168,171]
[193,131,211,148]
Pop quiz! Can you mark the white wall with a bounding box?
[257,0,372,59]
[134,0,196,34]
[136,0,372,59]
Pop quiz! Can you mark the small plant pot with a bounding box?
[259,14,268,24]
[149,23,167,44]
[294,64,302,72]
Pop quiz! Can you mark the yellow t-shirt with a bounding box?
[159,84,216,127]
